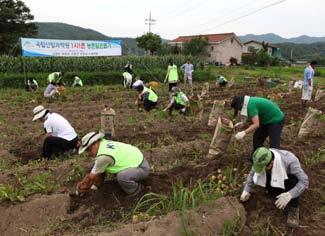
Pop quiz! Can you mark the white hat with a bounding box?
[78,131,104,154]
[32,105,47,121]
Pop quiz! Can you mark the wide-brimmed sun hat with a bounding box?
[32,105,47,121]
[78,131,104,154]
[252,147,272,173]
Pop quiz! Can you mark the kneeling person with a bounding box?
[164,87,189,115]
[240,147,308,227]
[77,132,150,196]
[133,82,158,112]
[32,105,78,159]
[216,75,227,87]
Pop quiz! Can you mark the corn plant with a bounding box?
[0,55,204,73]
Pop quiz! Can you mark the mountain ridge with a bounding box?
[238,33,325,44]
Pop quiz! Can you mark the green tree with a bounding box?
[183,36,208,56]
[0,0,37,55]
[136,32,162,55]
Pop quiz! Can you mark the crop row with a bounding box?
[0,55,204,73]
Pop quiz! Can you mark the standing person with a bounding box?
[180,59,194,95]
[164,87,189,116]
[72,75,83,87]
[302,61,317,107]
[231,95,285,152]
[76,131,150,196]
[133,82,158,112]
[240,147,308,227]
[32,105,78,159]
[164,59,179,93]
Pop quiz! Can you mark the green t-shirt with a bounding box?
[247,97,284,124]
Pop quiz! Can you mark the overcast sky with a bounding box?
[23,0,324,39]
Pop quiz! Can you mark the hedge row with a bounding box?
[0,69,213,88]
[0,55,204,73]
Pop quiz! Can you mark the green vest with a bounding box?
[144,87,158,102]
[174,92,186,106]
[97,139,143,174]
[48,72,61,83]
[168,65,178,83]
[217,76,227,83]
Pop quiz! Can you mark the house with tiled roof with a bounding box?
[243,40,280,57]
[169,32,243,64]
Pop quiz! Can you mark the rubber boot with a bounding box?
[286,207,299,228]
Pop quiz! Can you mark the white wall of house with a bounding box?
[207,37,243,64]
[243,42,273,56]
[168,36,243,64]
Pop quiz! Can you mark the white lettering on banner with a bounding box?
[21,38,122,57]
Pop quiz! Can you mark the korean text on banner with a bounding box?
[21,38,122,57]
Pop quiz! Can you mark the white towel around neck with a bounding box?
[240,96,250,117]
[253,149,288,189]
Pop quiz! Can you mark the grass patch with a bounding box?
[133,179,222,216]
[220,217,241,236]
[64,164,87,184]
[0,171,59,202]
[305,148,325,166]
[251,217,285,236]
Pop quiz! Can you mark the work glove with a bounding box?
[181,107,186,113]
[235,131,246,140]
[91,184,98,190]
[240,190,251,202]
[275,192,292,209]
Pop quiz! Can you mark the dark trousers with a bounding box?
[43,136,78,159]
[143,99,157,112]
[169,82,177,92]
[253,118,284,151]
[168,102,185,115]
[219,81,227,87]
[266,173,299,208]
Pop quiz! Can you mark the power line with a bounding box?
[193,0,257,29]
[170,0,258,36]
[199,0,286,34]
[145,12,156,33]
[158,0,198,19]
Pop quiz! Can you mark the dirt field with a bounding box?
[0,80,324,235]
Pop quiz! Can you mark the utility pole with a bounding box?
[145,12,156,33]
[290,48,294,61]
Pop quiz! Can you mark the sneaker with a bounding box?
[286,207,299,228]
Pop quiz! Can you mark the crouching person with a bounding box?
[77,131,150,196]
[32,105,78,159]
[133,81,158,112]
[240,147,308,227]
[164,87,189,116]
